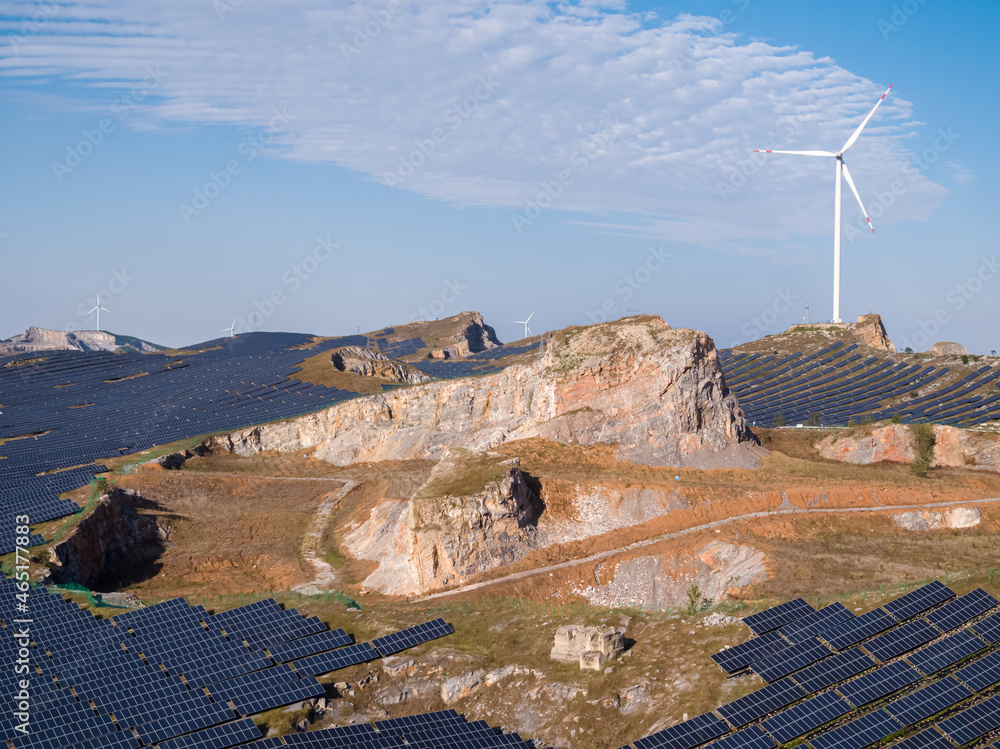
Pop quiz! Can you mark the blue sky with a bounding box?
[0,0,996,352]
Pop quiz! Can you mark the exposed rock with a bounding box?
[573,541,767,610]
[893,507,981,531]
[849,314,896,353]
[345,449,542,595]
[331,346,431,384]
[423,311,502,357]
[210,316,760,470]
[816,424,915,464]
[701,612,739,627]
[441,670,485,704]
[95,591,143,608]
[374,676,441,706]
[0,326,160,354]
[550,625,625,671]
[931,341,968,356]
[380,656,415,678]
[817,425,1000,472]
[618,684,651,716]
[48,489,170,590]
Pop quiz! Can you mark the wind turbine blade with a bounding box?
[754,150,836,157]
[841,163,874,234]
[841,84,893,153]
[526,311,534,323]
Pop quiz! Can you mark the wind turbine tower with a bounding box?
[512,311,535,339]
[87,294,111,332]
[756,84,893,323]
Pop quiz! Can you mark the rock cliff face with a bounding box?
[48,489,170,590]
[345,450,542,595]
[0,327,159,354]
[930,341,968,356]
[849,314,896,353]
[211,317,759,470]
[426,311,502,358]
[816,425,1000,472]
[331,346,431,384]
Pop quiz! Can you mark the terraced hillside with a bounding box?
[720,343,1000,428]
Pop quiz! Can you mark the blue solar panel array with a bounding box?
[0,573,461,748]
[719,344,1000,428]
[0,331,543,554]
[622,582,1000,749]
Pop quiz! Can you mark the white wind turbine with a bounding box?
[87,294,110,332]
[512,311,534,339]
[755,84,893,323]
[221,318,237,338]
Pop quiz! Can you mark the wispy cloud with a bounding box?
[0,0,948,252]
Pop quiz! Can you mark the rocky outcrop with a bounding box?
[816,424,915,464]
[849,314,896,352]
[425,311,501,358]
[48,489,170,590]
[893,508,981,531]
[0,327,159,354]
[817,425,1000,472]
[550,625,625,671]
[210,316,759,470]
[572,541,767,610]
[345,450,543,595]
[931,341,968,356]
[331,346,431,384]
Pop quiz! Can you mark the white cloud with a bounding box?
[1,0,948,250]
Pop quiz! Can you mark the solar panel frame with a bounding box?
[926,588,999,632]
[863,619,939,662]
[883,581,955,621]
[717,678,807,728]
[889,727,953,749]
[791,648,877,694]
[633,712,730,749]
[823,609,897,651]
[751,638,833,682]
[759,691,852,743]
[906,629,987,676]
[937,693,1000,746]
[953,650,1000,692]
[883,677,972,727]
[837,660,922,707]
[743,599,815,635]
[809,709,904,749]
[972,611,1000,644]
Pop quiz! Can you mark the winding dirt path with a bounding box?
[415,494,1000,601]
[290,479,357,595]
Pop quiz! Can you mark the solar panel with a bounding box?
[759,690,852,743]
[704,725,775,749]
[906,629,987,675]
[937,693,1000,746]
[823,609,897,650]
[712,631,788,673]
[883,581,955,621]
[863,619,939,662]
[717,678,806,728]
[953,650,1000,691]
[925,588,999,632]
[370,618,455,656]
[634,712,729,749]
[791,648,877,694]
[809,709,903,749]
[267,628,353,662]
[972,611,1000,644]
[883,677,972,727]
[743,599,815,635]
[751,638,833,682]
[157,718,264,749]
[890,727,954,749]
[837,660,922,707]
[290,641,379,677]
[779,603,854,645]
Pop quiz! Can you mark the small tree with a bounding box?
[910,423,936,477]
[808,412,821,426]
[961,354,970,365]
[905,347,914,354]
[686,584,701,617]
[891,414,902,424]
[773,413,786,427]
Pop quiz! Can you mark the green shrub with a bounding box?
[773,413,786,427]
[910,423,935,477]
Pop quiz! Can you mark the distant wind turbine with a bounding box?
[511,311,534,339]
[87,294,110,332]
[755,84,893,323]
[221,319,237,338]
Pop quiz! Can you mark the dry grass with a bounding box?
[290,350,399,393]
